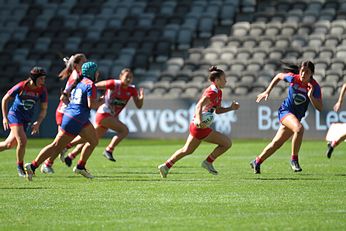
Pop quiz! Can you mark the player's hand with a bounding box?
[2,118,9,131]
[138,88,144,100]
[31,121,40,135]
[334,102,342,112]
[194,118,205,128]
[231,101,240,111]
[256,91,269,103]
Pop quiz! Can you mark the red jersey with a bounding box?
[56,70,79,114]
[200,84,222,113]
[97,79,138,116]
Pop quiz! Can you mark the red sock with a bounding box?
[31,161,39,168]
[77,160,86,168]
[66,143,72,149]
[45,159,54,167]
[331,141,338,148]
[69,152,77,160]
[291,154,298,161]
[255,157,263,164]
[165,160,174,169]
[17,161,24,167]
[106,146,114,153]
[206,155,215,163]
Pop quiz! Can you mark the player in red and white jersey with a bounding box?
[61,68,144,166]
[158,66,240,178]
[325,82,346,158]
[40,54,87,174]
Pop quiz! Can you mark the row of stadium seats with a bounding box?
[0,0,345,98]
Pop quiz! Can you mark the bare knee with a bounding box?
[118,126,129,138]
[224,139,232,150]
[17,139,27,149]
[292,124,304,134]
[88,138,99,148]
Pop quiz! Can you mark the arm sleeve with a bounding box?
[87,84,97,99]
[283,73,294,83]
[105,80,116,89]
[39,87,48,102]
[7,82,24,97]
[313,83,322,99]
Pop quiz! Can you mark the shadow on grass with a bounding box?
[246,177,322,181]
[0,187,46,190]
[335,174,346,177]
[65,175,218,182]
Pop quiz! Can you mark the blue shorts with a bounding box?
[60,113,91,137]
[278,108,302,123]
[8,111,31,131]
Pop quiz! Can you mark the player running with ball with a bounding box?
[158,66,240,178]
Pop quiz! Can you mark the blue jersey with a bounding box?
[6,80,48,122]
[64,77,96,123]
[279,73,322,121]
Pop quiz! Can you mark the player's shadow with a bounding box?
[253,177,321,181]
[0,187,46,190]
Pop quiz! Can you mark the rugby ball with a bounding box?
[194,112,214,127]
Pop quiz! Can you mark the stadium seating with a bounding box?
[0,0,345,98]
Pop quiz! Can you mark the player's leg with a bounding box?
[73,123,99,178]
[281,114,304,172]
[24,130,74,180]
[250,125,293,174]
[158,134,201,178]
[101,116,128,162]
[325,124,346,158]
[0,131,17,151]
[10,125,28,177]
[201,131,232,175]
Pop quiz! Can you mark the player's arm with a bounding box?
[334,83,346,112]
[307,83,323,112]
[132,88,144,109]
[31,102,48,135]
[95,80,108,90]
[1,93,13,131]
[215,101,240,114]
[256,73,285,103]
[194,96,210,128]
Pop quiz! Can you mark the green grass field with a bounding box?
[0,138,345,230]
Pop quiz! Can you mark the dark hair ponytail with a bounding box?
[280,60,315,75]
[280,61,300,74]
[208,66,224,82]
[58,53,86,80]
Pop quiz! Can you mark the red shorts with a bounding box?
[95,112,113,128]
[56,110,63,126]
[189,123,212,140]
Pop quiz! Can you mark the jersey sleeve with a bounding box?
[204,89,217,102]
[312,83,322,99]
[7,82,24,97]
[131,87,138,97]
[87,83,97,99]
[105,79,116,89]
[283,73,295,83]
[39,87,48,103]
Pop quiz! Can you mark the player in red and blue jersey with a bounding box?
[251,61,323,174]
[62,68,144,166]
[24,62,104,180]
[40,53,87,174]
[158,66,240,178]
[0,67,48,177]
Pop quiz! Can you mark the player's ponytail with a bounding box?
[58,53,86,80]
[280,60,300,74]
[208,66,224,82]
